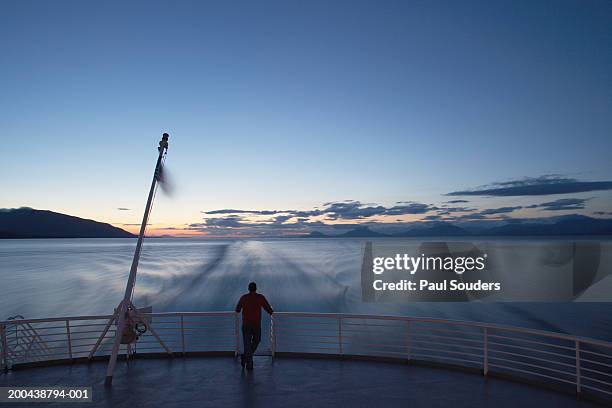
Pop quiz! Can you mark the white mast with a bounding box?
[104,133,169,385]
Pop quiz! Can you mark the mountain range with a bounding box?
[308,215,612,238]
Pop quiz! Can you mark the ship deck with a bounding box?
[0,355,601,407]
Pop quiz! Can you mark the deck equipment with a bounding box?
[101,133,171,385]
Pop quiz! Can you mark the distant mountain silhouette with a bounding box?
[0,208,135,238]
[336,226,389,238]
[394,223,468,237]
[307,216,612,238]
[483,215,612,236]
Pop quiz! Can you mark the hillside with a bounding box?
[0,208,135,238]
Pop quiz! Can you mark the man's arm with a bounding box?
[235,296,243,313]
[261,295,274,315]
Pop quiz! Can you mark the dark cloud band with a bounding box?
[448,176,612,197]
[526,198,588,211]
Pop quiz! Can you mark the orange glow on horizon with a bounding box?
[117,224,203,237]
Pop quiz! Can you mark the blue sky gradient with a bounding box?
[1,0,611,235]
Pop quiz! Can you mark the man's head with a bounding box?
[248,282,257,293]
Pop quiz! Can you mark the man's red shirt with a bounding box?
[235,292,274,326]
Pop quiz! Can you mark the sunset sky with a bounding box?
[1,1,611,237]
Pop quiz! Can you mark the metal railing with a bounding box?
[1,315,53,368]
[1,312,611,402]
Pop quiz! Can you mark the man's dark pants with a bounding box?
[242,324,261,365]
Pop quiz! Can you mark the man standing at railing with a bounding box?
[235,282,274,370]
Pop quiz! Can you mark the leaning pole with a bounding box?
[105,133,169,385]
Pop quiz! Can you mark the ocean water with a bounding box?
[0,238,611,341]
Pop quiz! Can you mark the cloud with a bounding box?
[189,192,607,237]
[186,213,333,237]
[272,215,293,224]
[322,201,434,220]
[177,194,610,237]
[437,206,521,221]
[191,215,247,228]
[479,206,523,215]
[449,213,489,220]
[447,175,612,197]
[526,198,589,211]
[387,203,434,215]
[321,202,384,220]
[117,207,131,211]
[202,209,284,215]
[435,206,476,216]
[201,200,436,222]
[192,200,442,236]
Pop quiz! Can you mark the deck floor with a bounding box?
[0,356,602,407]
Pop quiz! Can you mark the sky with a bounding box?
[1,0,611,236]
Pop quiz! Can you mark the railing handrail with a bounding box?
[273,312,612,349]
[2,311,612,349]
[1,314,115,325]
[0,311,235,325]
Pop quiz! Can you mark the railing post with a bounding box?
[338,316,343,356]
[483,327,488,376]
[1,324,9,372]
[270,315,275,358]
[406,320,411,361]
[180,315,185,356]
[65,320,73,360]
[575,340,581,394]
[234,313,240,357]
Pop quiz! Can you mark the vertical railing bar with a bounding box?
[1,324,9,371]
[406,320,411,361]
[66,320,73,360]
[234,313,240,357]
[575,340,581,394]
[180,315,185,356]
[483,327,488,376]
[270,315,275,358]
[338,315,343,356]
